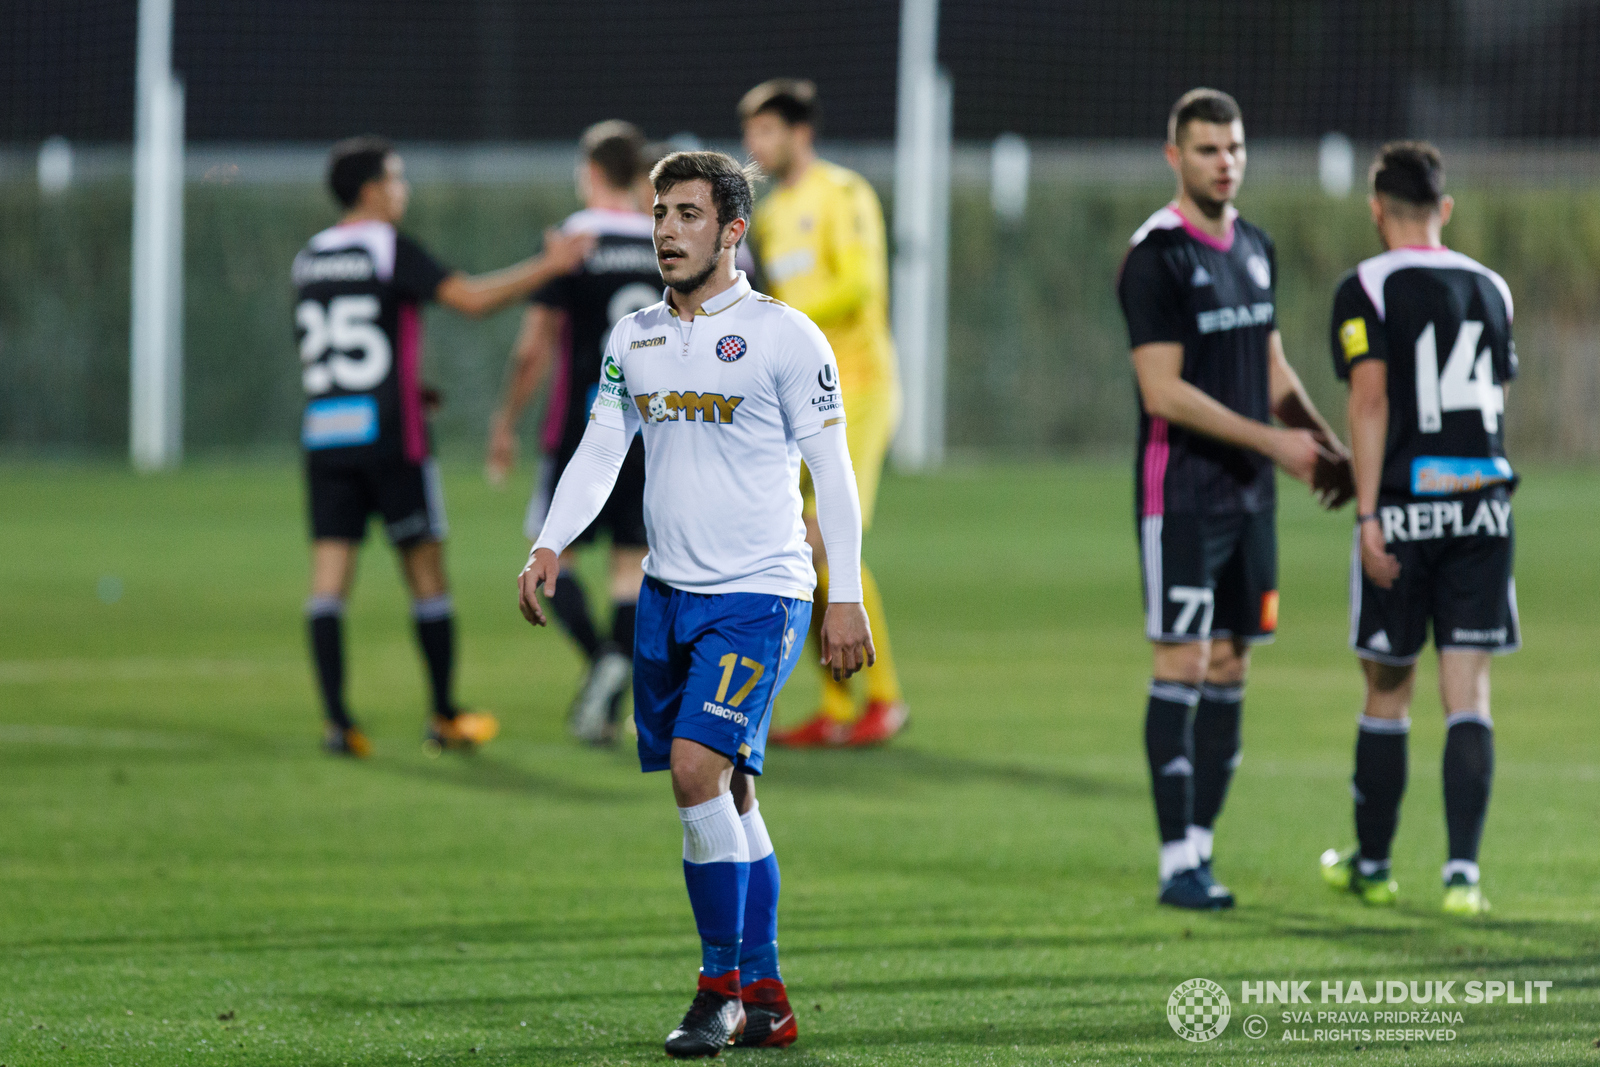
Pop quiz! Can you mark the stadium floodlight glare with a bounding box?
[1319,132,1355,198]
[37,137,73,195]
[990,133,1030,224]
[129,0,186,471]
[892,0,952,470]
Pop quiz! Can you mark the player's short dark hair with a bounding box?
[327,135,394,208]
[1371,141,1446,211]
[650,151,760,230]
[1167,88,1242,146]
[580,120,646,190]
[737,78,821,129]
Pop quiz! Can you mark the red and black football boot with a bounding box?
[734,978,798,1048]
[665,972,746,1058]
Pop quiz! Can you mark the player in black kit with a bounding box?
[1117,89,1354,910]
[1319,143,1517,917]
[486,121,661,744]
[296,136,590,757]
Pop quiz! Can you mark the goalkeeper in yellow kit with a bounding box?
[740,78,908,747]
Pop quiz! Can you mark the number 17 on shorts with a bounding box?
[632,578,812,777]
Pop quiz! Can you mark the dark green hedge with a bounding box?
[3,178,1597,458]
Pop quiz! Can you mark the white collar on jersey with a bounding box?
[665,270,752,319]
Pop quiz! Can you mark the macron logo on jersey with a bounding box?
[1197,302,1274,335]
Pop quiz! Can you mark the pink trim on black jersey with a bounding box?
[398,302,427,464]
[1142,417,1171,517]
[540,316,574,453]
[1172,202,1237,253]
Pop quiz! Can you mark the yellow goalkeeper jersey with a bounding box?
[749,159,898,398]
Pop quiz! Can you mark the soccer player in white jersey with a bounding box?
[518,151,874,1057]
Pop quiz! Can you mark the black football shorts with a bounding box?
[1138,509,1279,644]
[523,435,648,549]
[1350,492,1519,665]
[306,454,447,547]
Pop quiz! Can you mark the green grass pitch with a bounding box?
[1,459,1596,1065]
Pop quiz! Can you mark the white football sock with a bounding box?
[678,793,749,865]
[1186,825,1214,864]
[1160,839,1199,882]
[740,800,775,862]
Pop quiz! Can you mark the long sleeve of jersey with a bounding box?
[796,423,863,602]
[529,415,629,559]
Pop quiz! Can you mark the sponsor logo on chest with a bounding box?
[636,391,745,424]
[1198,302,1275,335]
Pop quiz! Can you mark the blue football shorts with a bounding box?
[633,576,811,776]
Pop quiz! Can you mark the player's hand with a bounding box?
[1271,427,1331,487]
[1359,520,1401,589]
[1310,432,1356,509]
[486,417,516,487]
[518,547,560,626]
[542,227,594,274]
[819,602,876,682]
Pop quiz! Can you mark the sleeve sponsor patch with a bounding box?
[592,352,628,413]
[1339,317,1370,360]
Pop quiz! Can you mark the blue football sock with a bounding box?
[679,794,750,979]
[739,801,782,985]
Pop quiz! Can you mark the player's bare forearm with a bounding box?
[1269,333,1354,507]
[1132,342,1323,485]
[439,229,592,318]
[1347,361,1389,517]
[487,308,562,484]
[1132,343,1277,456]
[496,308,561,428]
[1269,334,1344,449]
[1347,359,1400,586]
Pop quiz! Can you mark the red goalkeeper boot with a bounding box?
[769,711,848,748]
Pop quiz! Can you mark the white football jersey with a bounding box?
[591,272,844,598]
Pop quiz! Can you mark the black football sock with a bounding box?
[1442,713,1494,876]
[1192,683,1243,834]
[551,571,601,662]
[307,595,351,729]
[611,600,637,657]
[412,594,456,720]
[1146,680,1199,854]
[1352,715,1409,869]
